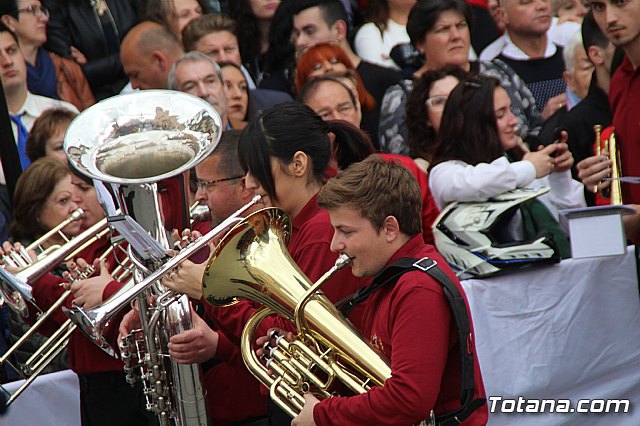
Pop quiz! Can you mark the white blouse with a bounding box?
[429,156,586,219]
[354,20,410,70]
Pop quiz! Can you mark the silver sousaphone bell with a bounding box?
[64,90,222,249]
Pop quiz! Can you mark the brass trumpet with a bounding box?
[0,212,132,407]
[0,208,85,317]
[593,125,623,205]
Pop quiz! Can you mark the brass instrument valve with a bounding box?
[154,380,164,396]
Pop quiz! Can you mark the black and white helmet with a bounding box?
[432,188,561,279]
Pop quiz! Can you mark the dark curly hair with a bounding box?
[406,66,468,161]
[228,0,268,80]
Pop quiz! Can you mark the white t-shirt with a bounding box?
[354,19,410,70]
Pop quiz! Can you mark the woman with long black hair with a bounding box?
[228,0,281,85]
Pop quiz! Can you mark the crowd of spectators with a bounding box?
[1,0,639,424]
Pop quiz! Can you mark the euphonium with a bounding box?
[201,208,431,420]
[63,90,222,426]
[593,125,623,205]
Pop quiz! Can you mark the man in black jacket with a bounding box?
[43,0,139,100]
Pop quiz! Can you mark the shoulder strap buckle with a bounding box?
[413,257,437,272]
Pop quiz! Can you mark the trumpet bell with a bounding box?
[0,269,30,317]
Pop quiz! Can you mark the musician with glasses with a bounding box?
[2,158,155,425]
[0,0,96,111]
[163,131,270,426]
[119,131,271,426]
[278,155,488,425]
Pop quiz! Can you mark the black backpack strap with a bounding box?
[337,257,485,425]
[336,257,435,317]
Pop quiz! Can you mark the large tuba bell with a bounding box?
[201,208,395,417]
[63,90,220,426]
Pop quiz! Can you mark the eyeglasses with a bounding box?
[18,4,49,18]
[425,95,448,110]
[196,175,243,191]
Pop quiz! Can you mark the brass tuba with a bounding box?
[201,208,435,421]
[63,90,220,426]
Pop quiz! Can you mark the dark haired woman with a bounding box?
[429,76,584,255]
[405,66,467,171]
[219,62,250,130]
[229,0,281,85]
